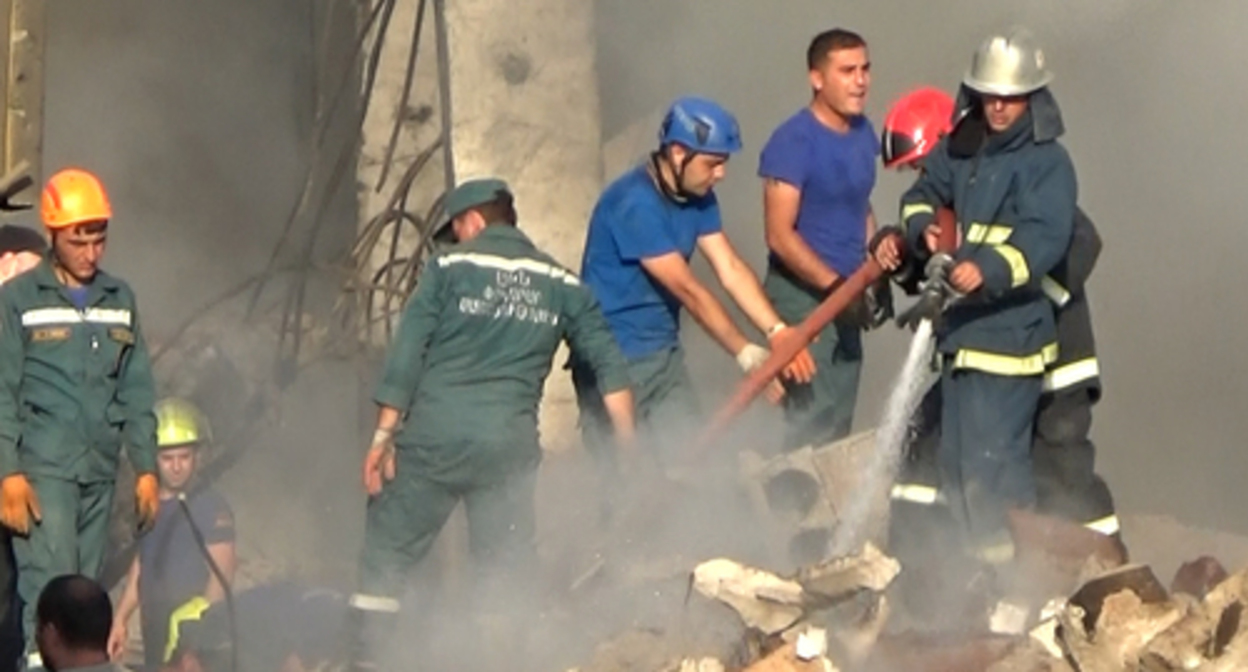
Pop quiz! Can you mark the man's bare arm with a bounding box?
[697,232,783,333]
[764,178,838,290]
[203,541,236,603]
[601,388,636,447]
[640,252,750,357]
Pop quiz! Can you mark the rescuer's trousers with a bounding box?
[763,266,863,452]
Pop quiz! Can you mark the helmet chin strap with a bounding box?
[649,149,699,203]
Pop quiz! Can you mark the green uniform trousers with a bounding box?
[13,476,115,646]
[764,267,863,451]
[356,454,538,611]
[572,345,699,498]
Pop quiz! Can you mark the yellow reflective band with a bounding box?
[349,593,402,613]
[991,243,1030,287]
[1043,357,1100,392]
[165,596,212,662]
[1041,275,1071,307]
[890,484,941,505]
[953,342,1058,376]
[902,203,934,222]
[1084,514,1120,536]
[965,223,1012,245]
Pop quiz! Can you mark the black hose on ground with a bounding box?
[176,493,237,672]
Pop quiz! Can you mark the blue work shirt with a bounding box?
[759,108,879,277]
[580,164,722,359]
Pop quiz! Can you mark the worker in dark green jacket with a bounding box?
[0,168,159,669]
[346,178,635,672]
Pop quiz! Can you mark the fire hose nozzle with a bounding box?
[895,252,960,331]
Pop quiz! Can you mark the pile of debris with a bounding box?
[596,546,1248,672]
[566,432,1248,672]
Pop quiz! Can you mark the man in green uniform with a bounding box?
[345,178,635,672]
[0,168,159,670]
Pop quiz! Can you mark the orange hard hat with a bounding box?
[41,168,112,230]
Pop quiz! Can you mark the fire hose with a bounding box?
[694,208,957,452]
[578,216,957,590]
[692,246,897,454]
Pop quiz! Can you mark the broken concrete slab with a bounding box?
[1139,564,1248,669]
[794,542,900,603]
[1094,590,1186,665]
[1170,556,1229,600]
[692,558,807,635]
[1068,564,1169,633]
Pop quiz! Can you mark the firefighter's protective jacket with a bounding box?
[1042,208,1102,398]
[0,257,157,481]
[375,224,630,482]
[901,86,1076,376]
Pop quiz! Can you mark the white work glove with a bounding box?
[735,342,787,404]
[735,343,770,373]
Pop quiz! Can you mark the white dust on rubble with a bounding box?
[828,319,935,557]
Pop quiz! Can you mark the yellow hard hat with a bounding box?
[155,398,212,449]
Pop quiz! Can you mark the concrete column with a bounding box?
[442,0,603,453]
[0,0,44,205]
[357,0,603,453]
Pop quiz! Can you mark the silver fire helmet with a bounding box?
[962,28,1053,97]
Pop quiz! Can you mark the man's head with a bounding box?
[432,178,516,245]
[962,28,1051,133]
[807,29,870,122]
[35,574,113,672]
[41,168,112,285]
[155,398,210,493]
[656,96,742,198]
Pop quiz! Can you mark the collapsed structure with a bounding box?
[567,433,1248,672]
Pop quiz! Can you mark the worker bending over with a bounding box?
[346,178,635,672]
[575,96,815,512]
[108,399,235,671]
[0,170,159,670]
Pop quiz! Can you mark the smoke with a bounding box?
[45,0,367,594]
[43,0,339,333]
[597,0,1248,536]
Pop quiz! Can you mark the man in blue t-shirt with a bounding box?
[106,399,235,671]
[574,97,815,510]
[759,28,883,451]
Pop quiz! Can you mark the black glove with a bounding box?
[864,277,895,329]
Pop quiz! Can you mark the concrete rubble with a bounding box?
[564,438,1248,672]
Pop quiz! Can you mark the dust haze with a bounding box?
[44,0,366,589]
[598,0,1248,534]
[28,0,1248,667]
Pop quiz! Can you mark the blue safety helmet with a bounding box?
[658,97,743,155]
